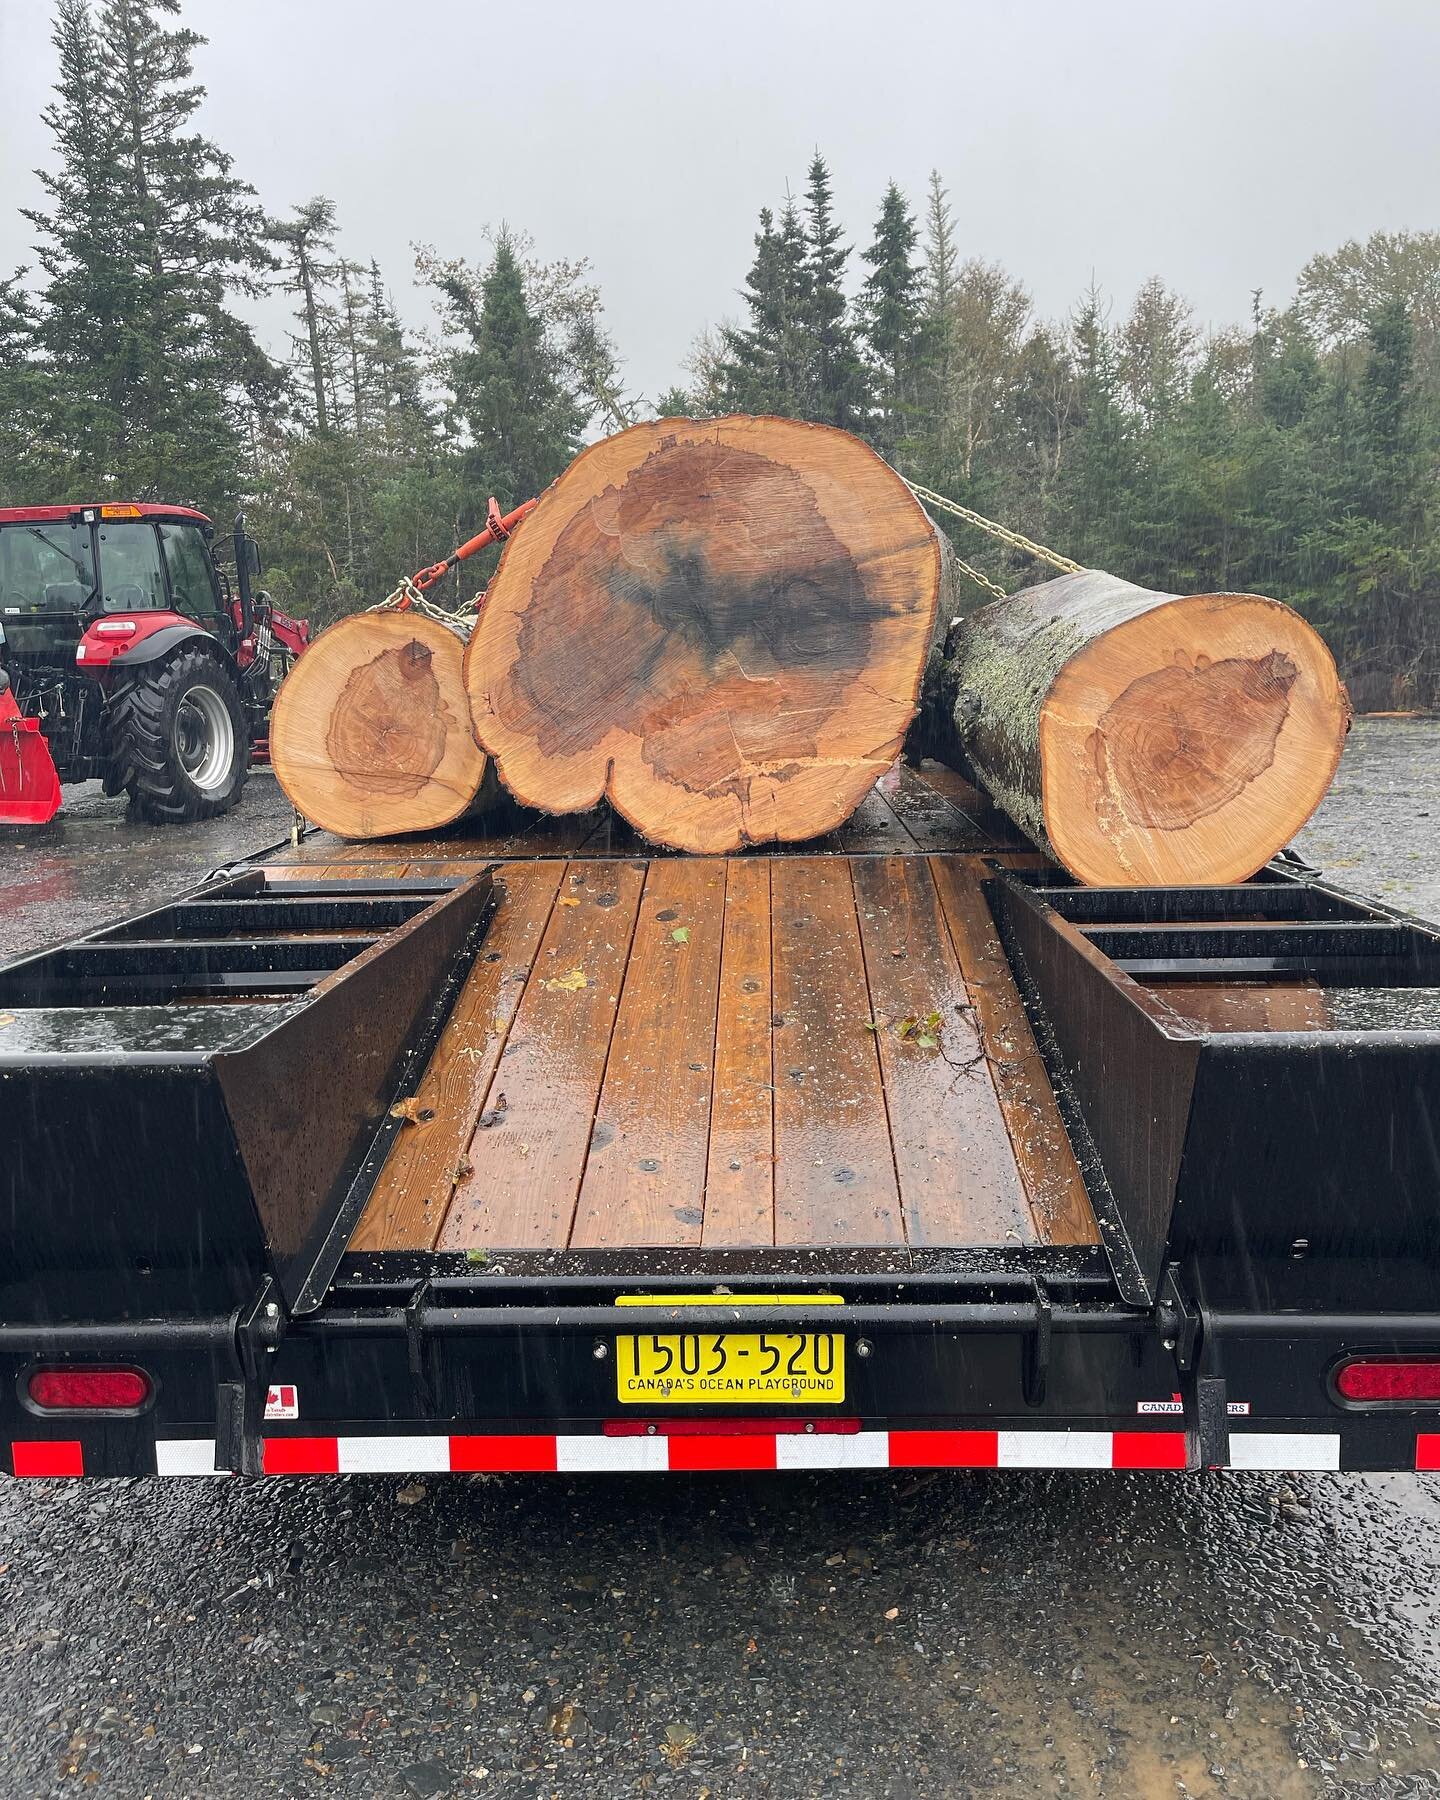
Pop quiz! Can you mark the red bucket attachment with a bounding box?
[0,687,63,824]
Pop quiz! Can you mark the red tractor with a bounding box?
[0,503,308,825]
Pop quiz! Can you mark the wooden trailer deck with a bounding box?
[260,763,1099,1256]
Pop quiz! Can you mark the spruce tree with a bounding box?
[1060,290,1137,569]
[360,261,431,457]
[916,170,959,478]
[721,207,785,411]
[26,0,275,507]
[0,275,45,500]
[1359,297,1418,521]
[24,0,134,486]
[858,180,922,458]
[267,197,341,433]
[802,153,866,428]
[441,229,582,505]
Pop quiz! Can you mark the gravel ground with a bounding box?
[1,727,1439,1799]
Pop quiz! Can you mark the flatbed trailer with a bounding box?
[3,761,1440,1480]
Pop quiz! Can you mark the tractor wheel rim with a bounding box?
[175,684,234,792]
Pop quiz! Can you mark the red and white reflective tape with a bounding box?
[146,1427,1192,1476]
[9,1428,1438,1478]
[1225,1431,1341,1471]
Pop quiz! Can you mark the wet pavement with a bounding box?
[1,723,1439,1798]
[0,769,296,960]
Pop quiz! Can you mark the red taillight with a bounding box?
[27,1367,152,1412]
[1334,1358,1440,1404]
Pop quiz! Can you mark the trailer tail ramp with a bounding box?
[3,763,1439,1479]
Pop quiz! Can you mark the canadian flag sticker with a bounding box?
[264,1384,299,1421]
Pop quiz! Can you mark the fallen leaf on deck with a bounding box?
[671,926,690,944]
[558,896,580,907]
[543,967,588,992]
[389,1097,429,1124]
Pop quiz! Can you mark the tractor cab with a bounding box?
[0,505,238,676]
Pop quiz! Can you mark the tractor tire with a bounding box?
[107,648,251,823]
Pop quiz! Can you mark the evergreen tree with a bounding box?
[858,181,922,459]
[0,274,45,500]
[1059,290,1137,569]
[720,207,785,411]
[439,229,583,506]
[102,0,275,490]
[360,259,432,455]
[802,153,866,428]
[267,197,341,433]
[1359,297,1418,521]
[1118,277,1198,426]
[25,0,275,507]
[916,170,959,476]
[23,0,133,485]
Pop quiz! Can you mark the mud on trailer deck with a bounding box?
[3,761,1440,1479]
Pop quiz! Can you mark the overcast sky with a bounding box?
[2,0,1438,404]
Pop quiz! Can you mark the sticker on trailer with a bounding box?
[1138,1397,1252,1416]
[264,1384,299,1421]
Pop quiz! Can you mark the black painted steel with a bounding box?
[0,869,496,1323]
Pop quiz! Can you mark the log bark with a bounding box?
[271,609,495,839]
[915,569,1351,886]
[463,416,955,853]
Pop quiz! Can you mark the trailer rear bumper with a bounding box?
[5,1281,1439,1478]
[9,1418,1439,1480]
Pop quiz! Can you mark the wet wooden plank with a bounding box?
[929,855,1098,1245]
[770,857,903,1246]
[569,859,727,1247]
[261,833,346,866]
[829,785,921,854]
[262,861,412,880]
[348,861,566,1251]
[437,858,646,1250]
[853,855,1036,1246]
[910,758,1030,848]
[878,762,992,851]
[703,859,774,1246]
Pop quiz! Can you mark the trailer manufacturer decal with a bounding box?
[264,1384,299,1421]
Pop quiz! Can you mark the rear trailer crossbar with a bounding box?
[9,1267,1440,1477]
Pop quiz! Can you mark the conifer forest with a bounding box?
[3,0,1436,709]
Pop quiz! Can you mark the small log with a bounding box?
[271,610,495,839]
[915,569,1350,886]
[463,416,954,854]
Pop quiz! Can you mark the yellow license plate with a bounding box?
[614,1295,844,1405]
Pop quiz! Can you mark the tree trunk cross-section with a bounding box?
[464,417,949,854]
[271,610,494,840]
[918,570,1351,887]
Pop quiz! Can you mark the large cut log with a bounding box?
[915,569,1350,886]
[463,416,955,853]
[271,610,495,839]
